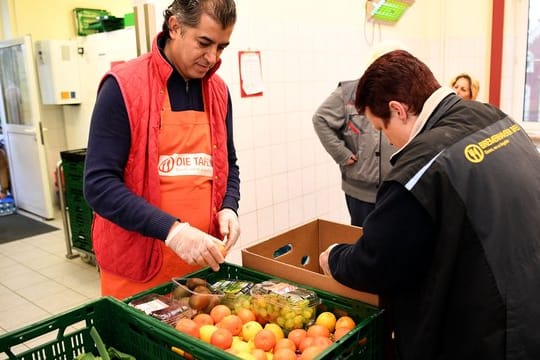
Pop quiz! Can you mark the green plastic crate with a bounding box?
[124,262,384,360]
[0,296,224,360]
[60,149,94,255]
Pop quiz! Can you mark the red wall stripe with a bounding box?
[489,0,505,107]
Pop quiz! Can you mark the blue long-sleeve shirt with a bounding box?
[84,60,240,241]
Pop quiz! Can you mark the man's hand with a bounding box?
[165,222,225,271]
[319,244,339,278]
[217,208,240,251]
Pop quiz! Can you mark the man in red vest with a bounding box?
[84,0,240,299]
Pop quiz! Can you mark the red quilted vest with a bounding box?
[91,33,229,282]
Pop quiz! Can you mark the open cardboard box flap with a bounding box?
[241,219,379,307]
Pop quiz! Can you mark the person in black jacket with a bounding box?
[320,50,540,360]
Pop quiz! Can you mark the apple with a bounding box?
[199,324,218,343]
[264,323,284,341]
[241,320,263,342]
[230,337,253,354]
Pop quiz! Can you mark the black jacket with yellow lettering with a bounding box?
[329,94,540,359]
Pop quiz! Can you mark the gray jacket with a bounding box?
[313,80,394,203]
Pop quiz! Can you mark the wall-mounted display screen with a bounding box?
[368,0,414,24]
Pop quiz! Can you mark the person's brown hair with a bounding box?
[355,50,440,126]
[162,0,237,38]
[450,73,480,100]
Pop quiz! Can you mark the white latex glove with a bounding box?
[319,243,339,278]
[217,208,240,251]
[165,222,225,271]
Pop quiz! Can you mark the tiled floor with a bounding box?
[0,209,101,337]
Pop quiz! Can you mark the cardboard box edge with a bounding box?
[241,248,380,307]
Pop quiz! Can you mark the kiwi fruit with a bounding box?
[172,285,191,300]
[193,285,211,294]
[186,278,207,290]
[189,293,211,310]
[203,295,221,313]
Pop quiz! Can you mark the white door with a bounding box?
[0,35,54,219]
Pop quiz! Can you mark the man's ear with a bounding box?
[389,100,408,122]
[168,16,181,37]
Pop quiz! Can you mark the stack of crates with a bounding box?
[60,149,93,255]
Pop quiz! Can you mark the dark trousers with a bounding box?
[345,194,375,227]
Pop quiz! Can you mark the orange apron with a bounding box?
[101,90,213,299]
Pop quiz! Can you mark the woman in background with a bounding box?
[450,73,479,100]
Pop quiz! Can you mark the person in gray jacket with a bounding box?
[313,79,395,226]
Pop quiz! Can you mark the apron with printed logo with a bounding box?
[101,90,213,299]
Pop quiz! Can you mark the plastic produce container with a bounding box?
[171,277,224,313]
[211,279,255,312]
[129,292,196,326]
[250,279,319,332]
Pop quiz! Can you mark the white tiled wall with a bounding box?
[215,0,492,262]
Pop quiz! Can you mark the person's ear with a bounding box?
[168,16,181,37]
[388,100,408,122]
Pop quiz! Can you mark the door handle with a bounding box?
[39,122,45,145]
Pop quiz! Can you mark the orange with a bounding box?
[335,316,356,331]
[311,335,333,349]
[273,338,296,353]
[210,328,233,350]
[175,318,200,338]
[272,348,296,360]
[306,324,330,338]
[299,345,325,360]
[210,304,232,324]
[333,326,351,341]
[216,242,228,257]
[287,328,307,349]
[193,313,214,326]
[253,329,277,352]
[298,336,315,353]
[250,348,267,360]
[236,307,257,324]
[315,311,337,332]
[217,314,243,336]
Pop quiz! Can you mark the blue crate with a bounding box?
[0,195,15,216]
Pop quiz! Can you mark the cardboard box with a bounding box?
[241,219,380,307]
